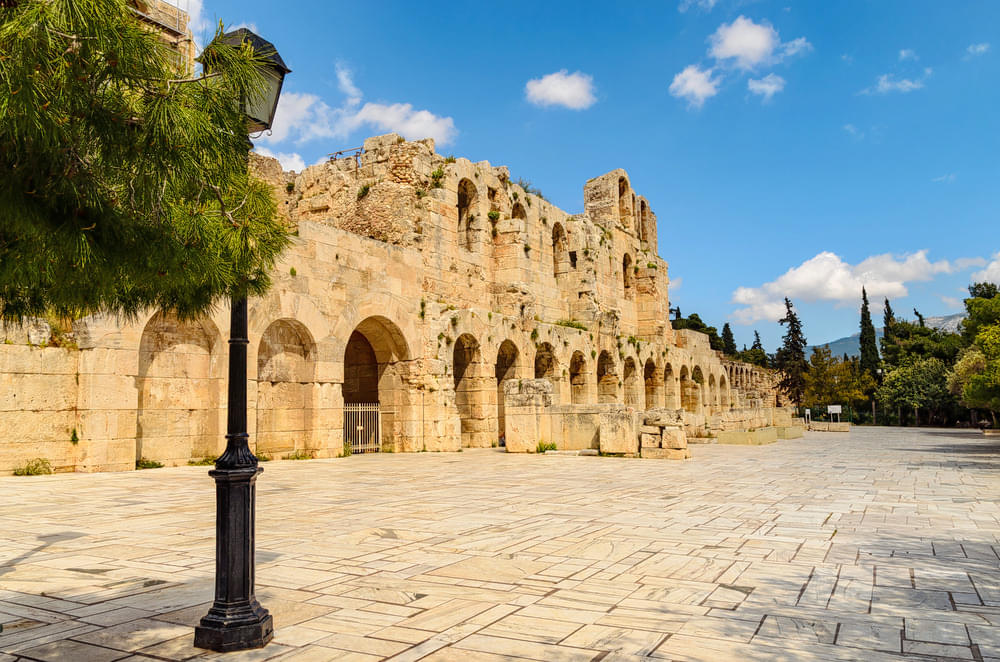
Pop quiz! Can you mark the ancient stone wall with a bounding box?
[1,133,784,473]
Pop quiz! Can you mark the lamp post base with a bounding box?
[194,603,273,652]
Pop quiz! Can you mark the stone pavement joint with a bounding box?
[1,427,998,660]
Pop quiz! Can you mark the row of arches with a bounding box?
[135,307,746,463]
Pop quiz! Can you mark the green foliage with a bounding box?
[285,182,295,193]
[339,443,352,458]
[530,328,539,342]
[721,323,737,356]
[430,168,445,188]
[878,357,955,425]
[803,346,875,411]
[881,317,964,371]
[357,184,370,200]
[285,449,311,460]
[187,457,217,466]
[136,458,164,469]
[774,298,808,406]
[736,331,769,367]
[514,177,544,198]
[289,267,296,277]
[962,291,1000,342]
[858,287,880,381]
[256,452,272,461]
[0,1,291,321]
[555,319,587,330]
[948,325,1000,426]
[70,427,79,444]
[536,441,557,453]
[444,155,456,163]
[488,210,500,222]
[969,282,999,300]
[13,458,52,475]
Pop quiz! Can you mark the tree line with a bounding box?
[672,283,1000,427]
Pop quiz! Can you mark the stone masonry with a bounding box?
[1,133,787,473]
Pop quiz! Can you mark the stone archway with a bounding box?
[454,333,489,448]
[664,363,678,409]
[680,365,699,413]
[137,312,222,466]
[644,359,660,410]
[495,340,519,445]
[256,319,316,458]
[570,351,588,404]
[344,316,410,452]
[597,351,617,404]
[457,178,478,251]
[623,357,640,407]
[534,342,559,400]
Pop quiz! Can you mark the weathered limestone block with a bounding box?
[640,447,690,460]
[503,379,553,453]
[662,427,687,449]
[599,410,637,455]
[640,433,660,448]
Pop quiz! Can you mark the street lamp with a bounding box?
[193,29,290,653]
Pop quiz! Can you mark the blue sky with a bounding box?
[181,0,999,352]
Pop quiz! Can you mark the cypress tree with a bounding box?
[883,298,895,343]
[774,298,808,406]
[859,287,879,379]
[752,331,764,351]
[721,323,737,356]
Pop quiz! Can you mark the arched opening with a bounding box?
[344,316,410,453]
[495,340,519,445]
[512,202,526,220]
[570,351,588,404]
[720,375,730,409]
[664,363,678,409]
[137,312,221,466]
[639,199,650,241]
[623,253,634,299]
[454,333,489,448]
[552,222,569,280]
[644,359,660,410]
[457,178,478,251]
[617,176,629,229]
[534,341,558,383]
[708,374,717,414]
[680,365,699,413]
[623,357,639,407]
[257,319,315,458]
[597,350,617,404]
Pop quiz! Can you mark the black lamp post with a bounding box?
[193,29,290,653]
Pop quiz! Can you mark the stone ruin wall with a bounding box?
[0,133,787,473]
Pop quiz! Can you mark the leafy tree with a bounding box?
[882,318,964,371]
[0,0,290,321]
[878,358,954,426]
[721,323,737,356]
[961,287,1000,342]
[913,308,926,328]
[774,298,808,406]
[858,287,879,380]
[969,282,999,300]
[802,346,875,413]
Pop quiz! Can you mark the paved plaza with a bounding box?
[1,427,999,661]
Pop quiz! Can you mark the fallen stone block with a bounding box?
[640,447,689,460]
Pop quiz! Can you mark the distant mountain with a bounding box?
[808,313,965,358]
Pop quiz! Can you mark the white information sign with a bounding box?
[828,405,842,414]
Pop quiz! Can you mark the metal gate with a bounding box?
[344,403,381,454]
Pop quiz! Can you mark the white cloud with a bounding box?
[678,0,718,12]
[898,48,918,61]
[955,257,987,270]
[966,42,991,57]
[336,63,362,106]
[940,295,963,309]
[708,16,810,70]
[709,16,780,69]
[524,70,597,110]
[782,37,813,58]
[255,66,457,147]
[748,73,785,100]
[973,252,1000,285]
[254,147,305,172]
[862,73,925,95]
[843,123,863,139]
[932,173,957,183]
[731,250,966,323]
[669,65,719,108]
[229,21,259,34]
